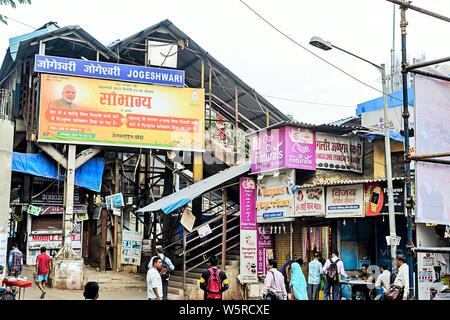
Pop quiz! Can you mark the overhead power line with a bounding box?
[238,0,413,108]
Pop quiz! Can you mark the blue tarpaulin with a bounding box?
[12,152,105,192]
[360,130,405,143]
[356,87,414,116]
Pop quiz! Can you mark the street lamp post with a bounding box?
[310,37,398,268]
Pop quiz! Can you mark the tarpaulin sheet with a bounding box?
[360,130,405,143]
[12,152,104,192]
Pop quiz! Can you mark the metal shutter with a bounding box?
[31,215,62,232]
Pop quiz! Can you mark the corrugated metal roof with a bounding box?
[248,120,367,135]
[109,19,290,130]
[137,162,251,214]
[298,176,406,188]
[8,23,59,60]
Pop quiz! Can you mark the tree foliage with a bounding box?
[0,0,31,24]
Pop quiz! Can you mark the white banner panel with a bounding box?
[416,162,450,225]
[415,74,450,225]
[240,229,258,283]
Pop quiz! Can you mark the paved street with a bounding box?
[18,266,147,300]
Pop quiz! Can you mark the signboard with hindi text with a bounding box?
[316,133,363,173]
[325,184,364,218]
[240,177,258,283]
[250,126,316,174]
[34,54,185,87]
[38,74,205,151]
[294,187,325,217]
[256,170,295,222]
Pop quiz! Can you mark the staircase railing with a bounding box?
[181,205,240,299]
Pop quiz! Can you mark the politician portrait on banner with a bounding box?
[38,74,205,152]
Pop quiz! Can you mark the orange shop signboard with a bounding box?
[38,74,205,152]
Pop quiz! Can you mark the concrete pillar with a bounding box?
[0,119,13,271]
[0,119,14,234]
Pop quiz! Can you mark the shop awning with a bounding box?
[297,177,406,189]
[137,162,251,214]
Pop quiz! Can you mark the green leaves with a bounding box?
[0,0,31,24]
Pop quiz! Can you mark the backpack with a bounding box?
[326,259,340,283]
[206,268,223,299]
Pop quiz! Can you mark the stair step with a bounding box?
[226,254,240,260]
[168,287,184,295]
[170,275,198,285]
[173,270,202,279]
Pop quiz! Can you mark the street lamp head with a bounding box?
[309,36,333,51]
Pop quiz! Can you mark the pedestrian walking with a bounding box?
[149,247,175,300]
[35,246,52,299]
[386,255,409,300]
[199,255,229,300]
[322,250,347,300]
[307,252,322,300]
[147,256,163,300]
[290,260,308,300]
[280,257,295,294]
[8,244,23,277]
[261,259,287,300]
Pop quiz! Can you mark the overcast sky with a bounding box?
[1,0,449,124]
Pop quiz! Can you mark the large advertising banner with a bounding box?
[325,184,364,218]
[240,178,258,283]
[417,252,450,300]
[415,74,450,225]
[38,74,205,151]
[294,187,325,217]
[364,180,405,216]
[250,126,316,174]
[316,133,363,173]
[256,170,295,222]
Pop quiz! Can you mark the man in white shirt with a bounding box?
[322,250,348,300]
[393,255,409,300]
[261,259,287,300]
[149,247,175,300]
[375,264,391,299]
[147,256,163,300]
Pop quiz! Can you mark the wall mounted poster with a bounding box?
[121,230,143,266]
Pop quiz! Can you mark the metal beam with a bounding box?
[412,247,450,253]
[74,147,102,169]
[406,56,450,71]
[409,151,450,160]
[37,143,67,169]
[386,0,450,23]
[410,69,450,82]
[414,158,450,165]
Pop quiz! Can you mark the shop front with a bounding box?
[22,177,86,265]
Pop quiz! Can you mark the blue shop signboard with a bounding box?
[34,54,185,87]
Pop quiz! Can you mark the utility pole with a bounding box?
[381,64,398,267]
[399,1,414,300]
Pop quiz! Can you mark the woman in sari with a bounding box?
[290,260,308,300]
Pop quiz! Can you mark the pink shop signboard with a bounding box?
[250,126,316,174]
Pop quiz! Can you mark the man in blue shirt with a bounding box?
[307,252,323,300]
